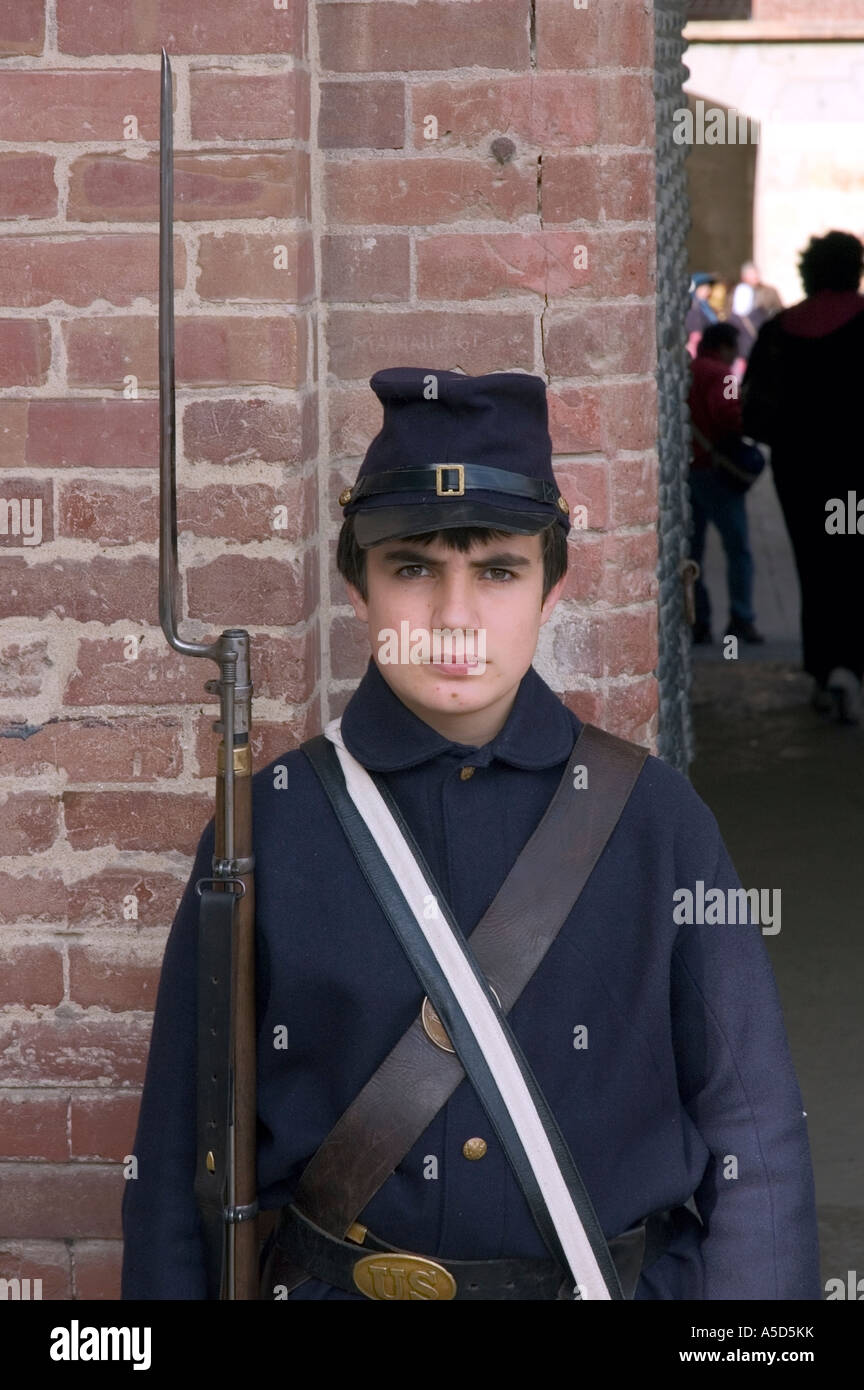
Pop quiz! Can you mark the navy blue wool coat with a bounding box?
[121,659,821,1300]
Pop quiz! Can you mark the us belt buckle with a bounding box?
[352,1252,457,1301]
[435,463,464,496]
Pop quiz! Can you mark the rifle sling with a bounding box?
[262,722,648,1297]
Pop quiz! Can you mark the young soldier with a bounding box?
[122,368,820,1301]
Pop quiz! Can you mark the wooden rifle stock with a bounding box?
[158,48,258,1299]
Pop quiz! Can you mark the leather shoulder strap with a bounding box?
[270,722,647,1292]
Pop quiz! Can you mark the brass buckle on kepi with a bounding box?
[352,1252,457,1301]
[435,463,465,496]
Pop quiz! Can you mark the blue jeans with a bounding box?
[689,466,755,627]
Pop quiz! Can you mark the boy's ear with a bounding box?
[344,581,369,623]
[539,572,567,626]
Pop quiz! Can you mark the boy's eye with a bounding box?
[396,564,430,578]
[484,568,515,581]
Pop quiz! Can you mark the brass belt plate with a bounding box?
[353,1252,457,1301]
[421,987,501,1054]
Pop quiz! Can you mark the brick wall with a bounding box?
[0,1,659,1298]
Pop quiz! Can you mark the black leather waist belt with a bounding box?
[264,1202,679,1301]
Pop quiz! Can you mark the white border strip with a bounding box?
[324,717,611,1300]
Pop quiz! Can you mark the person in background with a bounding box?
[742,230,864,723]
[685,271,720,357]
[729,262,784,368]
[688,322,765,647]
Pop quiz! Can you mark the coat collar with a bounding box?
[339,657,578,772]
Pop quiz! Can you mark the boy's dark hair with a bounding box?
[337,515,569,603]
[798,230,864,295]
[697,321,739,355]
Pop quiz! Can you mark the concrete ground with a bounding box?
[688,465,864,1296]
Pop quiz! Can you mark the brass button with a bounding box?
[459,766,475,780]
[338,486,352,506]
[557,494,569,514]
[462,1137,487,1161]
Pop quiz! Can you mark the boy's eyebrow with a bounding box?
[380,548,533,568]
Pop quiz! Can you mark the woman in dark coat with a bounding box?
[742,231,864,722]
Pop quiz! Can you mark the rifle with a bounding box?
[158,47,258,1300]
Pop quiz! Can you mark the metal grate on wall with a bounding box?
[654,0,695,772]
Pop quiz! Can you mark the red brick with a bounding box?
[69,939,164,1012]
[322,234,410,303]
[0,1242,71,1299]
[0,1163,121,1239]
[0,402,28,466]
[562,686,605,727]
[417,232,591,301]
[411,74,598,148]
[415,229,655,303]
[544,305,656,377]
[0,1092,68,1160]
[549,460,609,530]
[0,555,157,623]
[187,551,317,628]
[64,630,317,709]
[0,943,64,1006]
[0,235,184,308]
[63,791,213,854]
[598,380,657,454]
[535,0,653,71]
[0,1011,152,1086]
[178,475,317,546]
[548,389,604,456]
[603,531,659,606]
[605,676,658,746]
[253,629,320,705]
[319,80,404,148]
[184,394,317,466]
[596,74,654,149]
[319,1,528,72]
[0,872,65,925]
[0,153,57,218]
[64,637,209,708]
[57,0,307,55]
[197,231,315,303]
[328,388,383,460]
[71,1093,142,1161]
[609,455,659,528]
[1,0,45,55]
[327,310,535,378]
[0,715,182,781]
[58,480,157,546]
[559,606,658,680]
[190,68,310,142]
[594,227,656,298]
[0,793,58,854]
[64,314,306,389]
[25,399,158,468]
[325,157,535,225]
[328,687,354,719]
[0,476,53,547]
[0,70,159,141]
[68,150,309,223]
[599,152,655,222]
[330,614,371,681]
[66,868,187,930]
[71,1240,123,1300]
[560,533,605,603]
[0,320,51,387]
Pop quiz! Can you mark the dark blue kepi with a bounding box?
[338,367,572,547]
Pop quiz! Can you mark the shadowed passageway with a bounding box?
[690,464,864,1290]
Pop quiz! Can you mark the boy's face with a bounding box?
[345,529,566,742]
